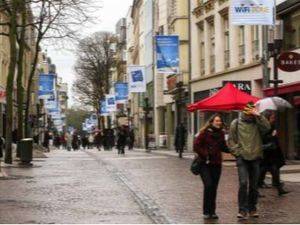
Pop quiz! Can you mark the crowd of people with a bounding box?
[193,102,290,221]
[41,126,135,154]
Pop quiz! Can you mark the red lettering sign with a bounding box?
[278,52,300,72]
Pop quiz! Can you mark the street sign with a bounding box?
[278,52,300,72]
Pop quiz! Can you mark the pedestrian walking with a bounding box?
[108,129,115,150]
[128,127,135,150]
[65,132,72,151]
[94,131,103,151]
[88,133,94,149]
[0,136,4,159]
[117,126,127,155]
[228,102,270,219]
[54,134,61,149]
[60,134,66,150]
[258,111,289,196]
[174,123,187,158]
[81,134,89,150]
[193,114,229,220]
[72,132,79,151]
[43,130,51,152]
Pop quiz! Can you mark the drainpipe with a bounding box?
[188,0,192,133]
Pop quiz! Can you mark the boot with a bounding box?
[278,185,290,196]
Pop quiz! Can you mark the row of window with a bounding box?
[198,14,260,75]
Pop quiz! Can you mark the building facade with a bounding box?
[190,0,264,141]
[263,0,300,159]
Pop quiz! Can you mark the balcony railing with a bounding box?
[224,50,230,69]
[210,55,215,73]
[239,44,245,64]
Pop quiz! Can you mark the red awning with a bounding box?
[263,81,300,97]
[187,83,260,112]
[0,87,6,104]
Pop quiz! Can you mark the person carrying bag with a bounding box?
[192,114,229,220]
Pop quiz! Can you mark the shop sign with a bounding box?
[278,52,300,72]
[230,0,275,25]
[223,81,252,94]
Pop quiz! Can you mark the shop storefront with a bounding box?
[264,82,300,159]
[192,80,255,135]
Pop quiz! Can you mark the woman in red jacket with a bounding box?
[194,114,229,220]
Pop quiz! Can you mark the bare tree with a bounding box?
[24,0,97,137]
[0,0,97,163]
[72,32,116,128]
[0,0,20,163]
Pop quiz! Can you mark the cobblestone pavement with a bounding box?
[0,148,300,224]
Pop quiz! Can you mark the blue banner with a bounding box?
[128,66,146,93]
[156,35,179,74]
[38,74,55,99]
[106,94,116,112]
[115,82,128,103]
[100,100,109,116]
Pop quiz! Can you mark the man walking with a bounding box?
[174,123,187,158]
[228,102,270,219]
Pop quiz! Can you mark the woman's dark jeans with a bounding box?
[199,164,222,215]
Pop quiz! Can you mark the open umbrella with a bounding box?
[255,97,293,113]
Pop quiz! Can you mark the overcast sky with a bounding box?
[46,0,132,107]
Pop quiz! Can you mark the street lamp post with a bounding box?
[127,100,131,128]
[268,20,284,96]
[143,97,151,152]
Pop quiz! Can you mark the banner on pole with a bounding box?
[38,74,55,99]
[155,35,179,74]
[230,0,275,25]
[106,94,116,112]
[115,82,129,103]
[100,100,109,116]
[128,65,146,93]
[45,99,58,110]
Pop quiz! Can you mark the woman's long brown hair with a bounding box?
[199,113,224,134]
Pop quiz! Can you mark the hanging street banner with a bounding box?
[155,35,179,74]
[38,73,55,99]
[128,65,146,93]
[115,82,129,103]
[230,0,275,25]
[106,94,117,112]
[100,100,109,116]
[45,99,58,110]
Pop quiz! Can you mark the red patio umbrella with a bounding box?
[187,83,260,112]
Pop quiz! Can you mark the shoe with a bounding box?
[260,183,272,189]
[249,211,259,218]
[203,214,210,219]
[237,212,248,220]
[210,214,219,219]
[258,192,265,198]
[278,188,290,196]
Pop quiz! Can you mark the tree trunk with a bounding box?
[16,2,27,152]
[25,37,40,138]
[5,0,18,164]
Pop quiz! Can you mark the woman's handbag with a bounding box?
[190,157,204,175]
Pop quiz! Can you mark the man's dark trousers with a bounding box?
[237,157,260,213]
